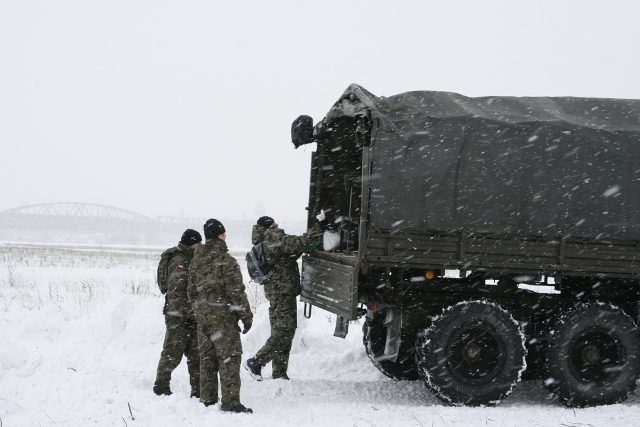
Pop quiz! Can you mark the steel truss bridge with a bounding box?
[0,203,254,246]
[3,203,152,220]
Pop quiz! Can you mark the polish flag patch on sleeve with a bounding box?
[177,265,184,270]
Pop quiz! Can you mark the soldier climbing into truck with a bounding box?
[244,215,325,381]
[291,84,640,407]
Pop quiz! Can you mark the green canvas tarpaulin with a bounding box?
[317,84,640,240]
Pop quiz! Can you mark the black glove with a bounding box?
[242,321,252,334]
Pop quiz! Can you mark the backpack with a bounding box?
[246,242,273,284]
[157,247,184,294]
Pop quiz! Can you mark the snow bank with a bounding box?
[2,244,640,426]
[3,296,640,427]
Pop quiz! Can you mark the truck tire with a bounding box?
[362,318,419,381]
[544,302,640,407]
[415,300,526,406]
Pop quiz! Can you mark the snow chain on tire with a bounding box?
[415,300,527,406]
[544,302,640,407]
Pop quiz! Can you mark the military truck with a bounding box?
[291,84,640,407]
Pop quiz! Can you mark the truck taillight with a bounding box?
[425,271,435,280]
[367,300,377,311]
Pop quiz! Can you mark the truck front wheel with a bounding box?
[362,318,419,381]
[544,302,640,407]
[415,300,527,406]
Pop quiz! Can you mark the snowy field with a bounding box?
[2,242,640,427]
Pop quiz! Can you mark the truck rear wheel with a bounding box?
[544,302,640,407]
[362,318,419,381]
[415,301,526,406]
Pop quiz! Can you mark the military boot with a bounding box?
[243,358,263,381]
[202,398,218,407]
[153,384,172,396]
[221,404,253,414]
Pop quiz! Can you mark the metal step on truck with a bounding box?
[291,84,640,407]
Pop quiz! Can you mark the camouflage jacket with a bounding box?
[164,243,196,321]
[188,238,253,330]
[251,223,322,296]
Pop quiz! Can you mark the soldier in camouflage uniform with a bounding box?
[154,229,202,398]
[188,219,254,414]
[244,216,323,381]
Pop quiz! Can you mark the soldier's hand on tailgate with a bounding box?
[242,321,252,334]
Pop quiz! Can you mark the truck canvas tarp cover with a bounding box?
[320,84,640,241]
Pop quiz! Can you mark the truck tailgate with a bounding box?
[300,251,360,321]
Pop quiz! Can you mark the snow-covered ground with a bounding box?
[2,242,640,427]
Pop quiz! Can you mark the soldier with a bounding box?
[188,219,254,414]
[153,229,202,398]
[244,216,323,381]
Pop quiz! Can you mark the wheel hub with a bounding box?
[580,344,601,365]
[447,324,505,385]
[462,342,481,362]
[569,329,623,384]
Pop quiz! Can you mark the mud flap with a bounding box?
[333,315,350,338]
[383,307,402,362]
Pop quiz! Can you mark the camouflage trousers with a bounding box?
[154,316,200,394]
[254,292,297,378]
[196,312,244,406]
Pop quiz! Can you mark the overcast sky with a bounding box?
[1,1,639,224]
